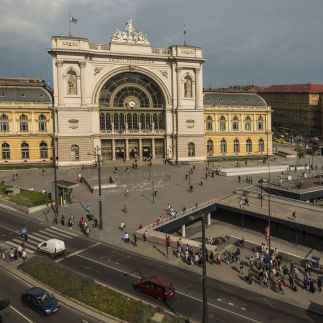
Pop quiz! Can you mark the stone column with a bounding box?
[125,139,129,160]
[152,139,155,159]
[56,61,64,106]
[207,213,211,226]
[112,139,116,160]
[181,224,186,238]
[139,138,142,159]
[79,61,86,106]
[195,67,202,109]
[176,67,182,108]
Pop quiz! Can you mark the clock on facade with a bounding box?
[128,100,136,108]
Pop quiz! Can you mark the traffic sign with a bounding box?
[265,225,270,241]
[98,195,104,201]
[85,204,91,212]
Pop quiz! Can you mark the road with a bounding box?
[0,266,100,323]
[0,206,322,322]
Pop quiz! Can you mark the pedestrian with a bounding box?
[85,226,90,238]
[93,218,98,229]
[195,202,198,208]
[42,169,45,176]
[238,175,241,183]
[190,185,193,192]
[166,235,171,256]
[200,181,203,187]
[239,262,244,275]
[22,249,27,262]
[123,204,127,213]
[125,188,129,197]
[292,211,296,220]
[209,251,215,264]
[120,221,126,231]
[133,233,137,246]
[318,277,322,292]
[78,173,82,182]
[143,230,149,242]
[279,278,285,294]
[205,173,208,180]
[154,188,158,196]
[309,279,316,293]
[123,232,130,243]
[61,214,65,226]
[18,244,23,258]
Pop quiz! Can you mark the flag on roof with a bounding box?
[70,16,78,24]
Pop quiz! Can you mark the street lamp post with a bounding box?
[51,107,59,221]
[148,164,151,182]
[188,170,191,190]
[96,147,103,230]
[152,181,155,204]
[267,162,272,278]
[201,213,208,323]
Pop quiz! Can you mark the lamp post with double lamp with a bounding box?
[88,146,103,230]
[51,107,59,221]
[267,162,272,278]
[201,212,208,323]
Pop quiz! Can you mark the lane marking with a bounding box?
[55,242,101,263]
[43,228,74,239]
[10,305,34,323]
[38,230,66,239]
[27,234,43,242]
[76,255,260,323]
[31,232,56,240]
[50,226,78,237]
[0,223,19,233]
[12,239,37,251]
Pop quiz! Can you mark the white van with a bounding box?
[37,239,65,257]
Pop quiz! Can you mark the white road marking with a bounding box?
[0,223,19,233]
[5,241,35,254]
[43,228,73,239]
[27,234,43,242]
[50,226,78,237]
[77,255,260,323]
[55,242,101,263]
[10,305,34,323]
[12,239,37,251]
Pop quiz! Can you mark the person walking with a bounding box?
[166,235,171,257]
[317,277,322,292]
[17,244,23,258]
[61,214,65,226]
[85,226,90,238]
[22,249,27,262]
[133,233,137,246]
[239,261,244,275]
[238,175,241,183]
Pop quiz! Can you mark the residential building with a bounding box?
[0,78,53,164]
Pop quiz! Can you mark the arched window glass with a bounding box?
[246,139,252,153]
[153,113,158,129]
[119,113,125,132]
[38,114,47,132]
[127,113,133,130]
[206,116,213,131]
[219,116,226,131]
[106,113,111,130]
[245,116,251,131]
[114,113,119,131]
[21,142,29,159]
[207,140,213,155]
[20,114,28,132]
[71,144,79,161]
[100,113,105,130]
[146,113,151,130]
[233,139,240,153]
[40,142,48,159]
[220,139,227,154]
[140,113,145,130]
[0,114,9,132]
[188,142,195,157]
[258,138,265,152]
[158,114,164,129]
[133,113,138,130]
[257,116,264,131]
[232,116,239,131]
[1,143,10,159]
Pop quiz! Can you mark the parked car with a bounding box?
[309,137,319,145]
[133,276,175,301]
[37,239,65,257]
[21,287,60,315]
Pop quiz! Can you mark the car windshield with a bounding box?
[37,292,53,304]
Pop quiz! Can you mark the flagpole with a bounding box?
[69,11,72,37]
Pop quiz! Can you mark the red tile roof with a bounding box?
[260,84,323,93]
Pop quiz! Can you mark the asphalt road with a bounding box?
[0,266,100,323]
[0,206,322,323]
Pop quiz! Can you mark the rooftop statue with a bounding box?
[111,17,149,44]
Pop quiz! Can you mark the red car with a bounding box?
[133,276,175,301]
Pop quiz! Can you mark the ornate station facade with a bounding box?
[49,18,206,166]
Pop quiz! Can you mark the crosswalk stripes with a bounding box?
[4,226,79,255]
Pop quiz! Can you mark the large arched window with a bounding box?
[219,116,226,131]
[21,142,29,159]
[207,140,213,155]
[40,142,48,159]
[19,114,28,132]
[153,113,158,129]
[100,113,105,130]
[206,116,213,131]
[246,139,252,153]
[232,116,239,131]
[245,116,251,131]
[233,139,240,153]
[114,113,119,131]
[258,138,265,152]
[1,143,10,160]
[257,116,264,131]
[119,113,125,132]
[133,113,138,130]
[38,114,47,132]
[220,139,227,154]
[146,113,151,130]
[0,114,9,132]
[106,113,111,130]
[71,144,79,161]
[140,113,145,130]
[188,142,195,157]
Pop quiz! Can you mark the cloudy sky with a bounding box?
[1,0,323,87]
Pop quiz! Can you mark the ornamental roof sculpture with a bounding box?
[111,18,150,45]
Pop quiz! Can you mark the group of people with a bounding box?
[9,245,27,262]
[79,217,91,237]
[166,204,177,216]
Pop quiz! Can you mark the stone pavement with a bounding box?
[1,154,323,315]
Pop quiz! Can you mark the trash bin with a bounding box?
[311,256,320,270]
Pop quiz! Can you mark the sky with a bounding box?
[1,0,323,87]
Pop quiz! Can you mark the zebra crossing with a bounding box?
[5,226,79,254]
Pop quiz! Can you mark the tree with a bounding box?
[296,148,305,165]
[310,145,319,168]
